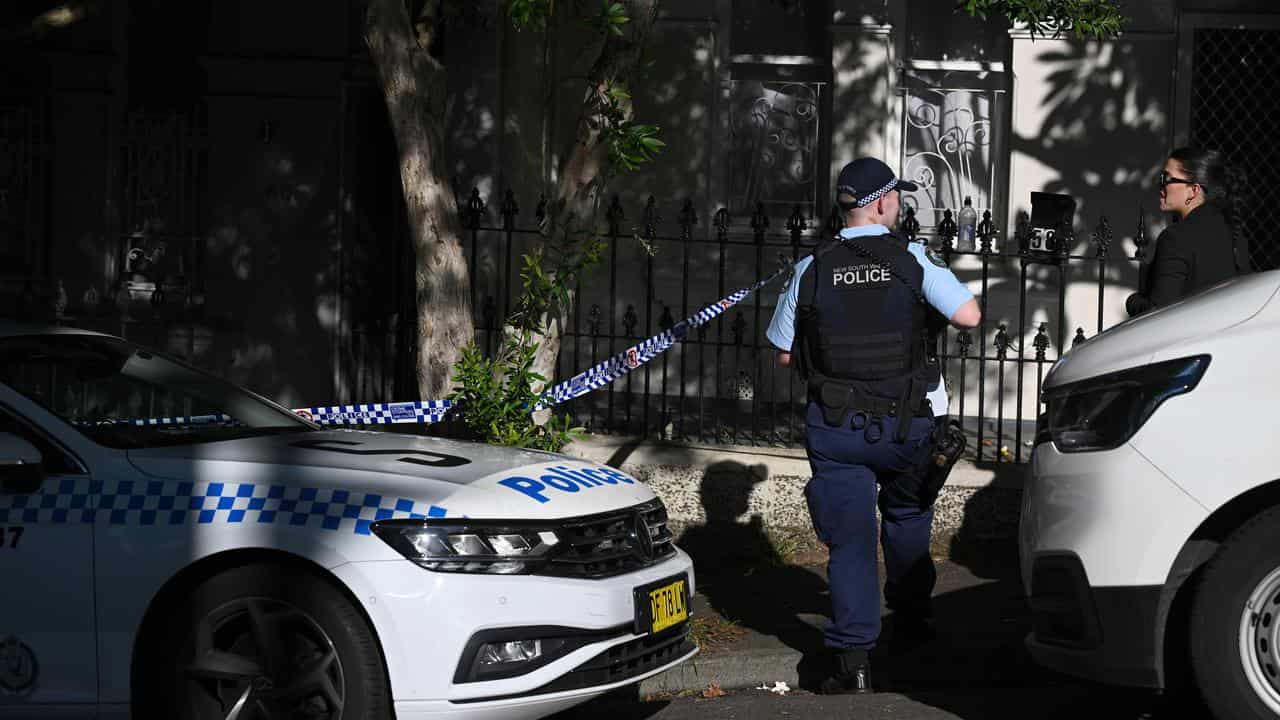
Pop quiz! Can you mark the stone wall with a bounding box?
[562,434,1025,549]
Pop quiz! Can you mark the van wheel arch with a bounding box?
[130,548,392,708]
[1157,479,1280,692]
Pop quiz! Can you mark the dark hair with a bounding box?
[1169,146,1251,272]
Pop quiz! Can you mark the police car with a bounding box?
[1022,270,1280,718]
[0,325,696,719]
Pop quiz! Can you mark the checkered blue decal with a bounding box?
[0,478,446,536]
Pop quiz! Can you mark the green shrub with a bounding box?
[447,331,579,452]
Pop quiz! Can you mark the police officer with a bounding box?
[766,157,981,693]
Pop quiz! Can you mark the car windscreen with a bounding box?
[0,334,316,449]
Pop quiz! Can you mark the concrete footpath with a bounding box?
[555,435,1037,697]
[636,548,1036,698]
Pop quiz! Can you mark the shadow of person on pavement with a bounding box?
[674,460,831,689]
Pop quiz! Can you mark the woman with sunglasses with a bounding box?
[1125,147,1251,317]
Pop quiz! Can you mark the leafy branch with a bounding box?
[507,0,551,30]
[596,83,666,173]
[508,227,606,334]
[447,332,580,452]
[447,0,662,450]
[956,0,1126,39]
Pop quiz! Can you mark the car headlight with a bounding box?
[370,520,560,574]
[1042,355,1210,453]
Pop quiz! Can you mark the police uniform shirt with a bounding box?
[765,224,975,417]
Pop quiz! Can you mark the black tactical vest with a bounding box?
[793,233,938,433]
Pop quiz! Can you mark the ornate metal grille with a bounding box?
[0,105,46,271]
[727,80,825,217]
[1190,28,1280,271]
[118,112,206,291]
[897,67,1005,232]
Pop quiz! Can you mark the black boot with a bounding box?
[819,648,872,695]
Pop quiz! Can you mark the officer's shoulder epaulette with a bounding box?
[923,245,948,268]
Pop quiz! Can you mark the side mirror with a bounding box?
[0,432,45,494]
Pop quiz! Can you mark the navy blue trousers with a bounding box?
[804,402,938,651]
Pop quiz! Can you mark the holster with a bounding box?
[920,419,966,507]
[893,375,922,443]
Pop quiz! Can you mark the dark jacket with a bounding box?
[1126,203,1247,317]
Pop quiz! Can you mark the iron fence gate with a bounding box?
[1190,26,1280,271]
[459,192,1146,464]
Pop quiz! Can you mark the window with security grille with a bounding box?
[1189,28,1280,271]
[728,0,832,218]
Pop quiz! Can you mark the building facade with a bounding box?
[2,0,1276,433]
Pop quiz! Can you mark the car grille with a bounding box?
[451,623,696,704]
[539,500,676,579]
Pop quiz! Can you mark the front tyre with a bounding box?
[1191,506,1280,719]
[137,562,391,720]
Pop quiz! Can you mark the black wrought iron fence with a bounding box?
[459,191,1149,464]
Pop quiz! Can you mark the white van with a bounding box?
[1022,271,1280,719]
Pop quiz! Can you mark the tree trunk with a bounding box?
[365,0,473,401]
[526,0,662,390]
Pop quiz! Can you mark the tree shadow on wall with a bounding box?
[202,133,343,409]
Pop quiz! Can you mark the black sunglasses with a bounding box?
[1158,171,1199,188]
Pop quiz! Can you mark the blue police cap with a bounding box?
[835,158,918,208]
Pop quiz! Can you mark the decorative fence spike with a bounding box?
[786,204,807,246]
[995,323,1010,359]
[501,189,519,231]
[658,305,675,332]
[679,198,697,241]
[606,195,624,236]
[465,188,486,230]
[643,196,659,239]
[1134,204,1148,261]
[939,208,957,254]
[902,205,920,243]
[535,193,548,228]
[978,209,995,255]
[623,304,639,337]
[482,296,496,329]
[1093,214,1112,259]
[588,304,602,336]
[1034,323,1050,361]
[713,207,730,240]
[751,202,769,244]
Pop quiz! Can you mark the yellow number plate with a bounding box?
[647,579,688,634]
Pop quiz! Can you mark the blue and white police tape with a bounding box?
[288,263,796,425]
[294,400,455,427]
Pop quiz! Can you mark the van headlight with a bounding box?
[1042,355,1210,453]
[371,521,559,574]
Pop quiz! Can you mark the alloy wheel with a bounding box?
[183,596,345,720]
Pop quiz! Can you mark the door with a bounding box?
[0,404,96,714]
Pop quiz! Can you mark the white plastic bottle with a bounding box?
[958,196,977,253]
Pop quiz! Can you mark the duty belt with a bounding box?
[811,377,929,443]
